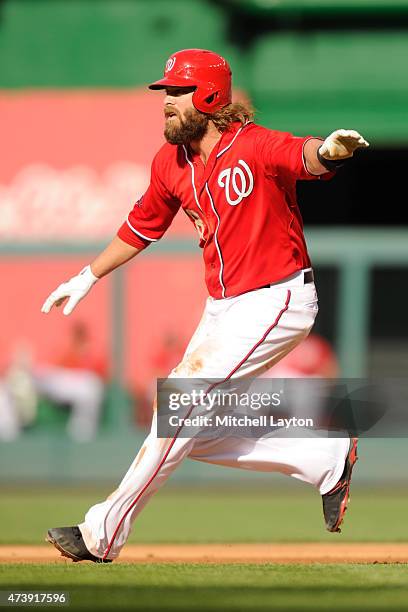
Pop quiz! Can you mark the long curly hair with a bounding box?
[208,102,255,132]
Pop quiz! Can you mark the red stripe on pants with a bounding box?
[103,289,292,559]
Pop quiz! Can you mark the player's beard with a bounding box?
[164,108,209,145]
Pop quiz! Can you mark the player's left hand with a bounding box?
[319,129,369,160]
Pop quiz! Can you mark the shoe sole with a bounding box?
[45,531,83,563]
[330,437,358,533]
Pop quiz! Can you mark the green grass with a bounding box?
[2,486,408,611]
[0,485,408,545]
[1,563,408,611]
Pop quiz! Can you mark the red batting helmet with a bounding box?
[149,49,232,114]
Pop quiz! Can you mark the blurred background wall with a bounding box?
[0,0,407,483]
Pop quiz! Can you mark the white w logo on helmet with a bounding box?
[165,57,176,72]
[218,160,254,206]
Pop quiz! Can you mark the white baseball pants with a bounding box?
[79,270,349,560]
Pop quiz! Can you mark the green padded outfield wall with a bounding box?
[221,0,408,16]
[250,31,408,141]
[0,0,407,141]
[0,0,238,87]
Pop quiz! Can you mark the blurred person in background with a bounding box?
[262,333,339,379]
[136,332,185,428]
[0,324,107,442]
[0,345,37,441]
[261,333,339,428]
[151,332,185,377]
[0,381,20,441]
[34,321,107,442]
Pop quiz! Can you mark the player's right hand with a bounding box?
[41,265,99,316]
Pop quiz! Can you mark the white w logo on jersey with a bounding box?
[218,159,254,206]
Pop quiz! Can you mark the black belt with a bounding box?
[259,269,314,290]
[304,269,315,284]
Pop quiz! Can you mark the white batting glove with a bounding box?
[319,129,369,160]
[41,265,98,316]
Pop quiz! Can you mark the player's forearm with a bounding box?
[90,236,142,278]
[304,138,329,176]
[41,235,140,315]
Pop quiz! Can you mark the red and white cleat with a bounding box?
[322,438,358,533]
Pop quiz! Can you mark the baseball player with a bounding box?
[42,49,367,563]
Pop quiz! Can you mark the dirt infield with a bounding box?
[1,543,408,564]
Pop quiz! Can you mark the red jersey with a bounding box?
[118,121,327,299]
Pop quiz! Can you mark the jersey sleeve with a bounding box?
[117,151,181,250]
[256,128,328,182]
